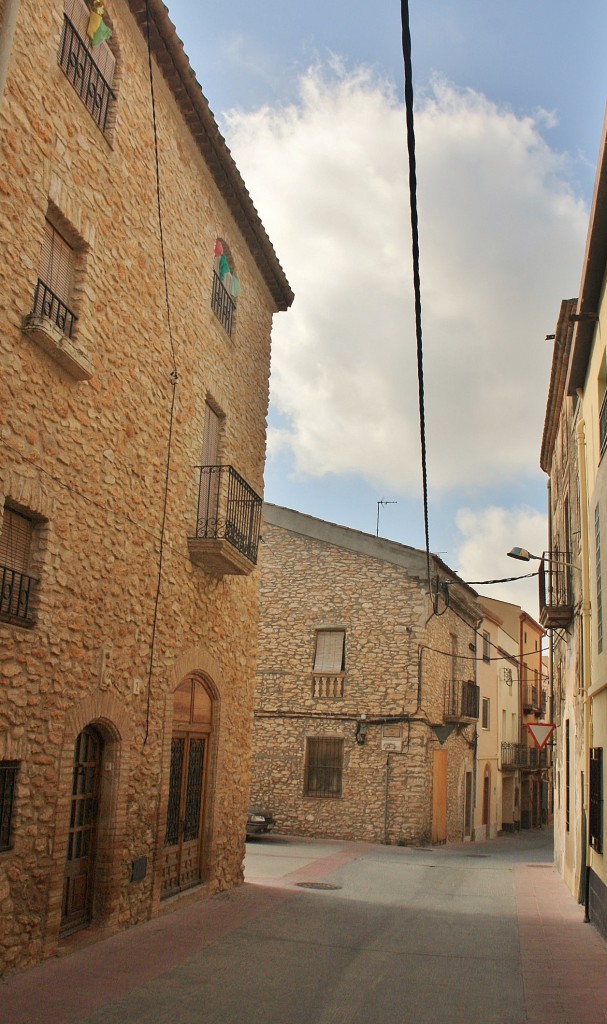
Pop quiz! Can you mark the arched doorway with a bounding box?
[161,675,213,897]
[61,725,103,933]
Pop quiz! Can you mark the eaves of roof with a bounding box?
[262,502,479,604]
[539,297,577,474]
[567,108,607,396]
[126,0,294,312]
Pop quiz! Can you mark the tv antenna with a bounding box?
[376,499,397,537]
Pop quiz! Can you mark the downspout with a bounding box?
[576,412,592,919]
[0,0,21,110]
[383,755,390,844]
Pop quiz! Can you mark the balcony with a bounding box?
[501,742,548,770]
[0,566,36,627]
[22,280,93,380]
[539,554,573,628]
[522,682,542,713]
[187,465,261,576]
[312,673,345,698]
[444,680,480,722]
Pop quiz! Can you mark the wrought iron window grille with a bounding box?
[211,270,236,335]
[32,278,78,338]
[0,566,35,626]
[0,762,18,852]
[58,15,116,132]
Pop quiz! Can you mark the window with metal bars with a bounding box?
[304,738,343,798]
[482,697,490,730]
[212,239,239,335]
[590,747,603,854]
[0,506,36,625]
[32,220,78,338]
[58,0,116,133]
[0,762,19,852]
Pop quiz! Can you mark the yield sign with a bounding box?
[527,723,556,750]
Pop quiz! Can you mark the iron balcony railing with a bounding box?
[0,566,35,625]
[539,553,573,628]
[59,16,116,132]
[445,680,480,721]
[521,682,541,712]
[194,465,261,565]
[32,279,77,338]
[211,271,235,335]
[501,742,548,769]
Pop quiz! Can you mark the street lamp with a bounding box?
[507,547,579,571]
[507,547,541,562]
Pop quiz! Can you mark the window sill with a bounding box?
[22,314,93,381]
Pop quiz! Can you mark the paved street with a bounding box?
[2,829,607,1024]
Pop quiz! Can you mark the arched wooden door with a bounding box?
[61,725,103,933]
[161,676,212,898]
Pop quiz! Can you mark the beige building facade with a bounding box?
[0,0,291,973]
[475,600,521,840]
[252,505,483,846]
[542,109,607,938]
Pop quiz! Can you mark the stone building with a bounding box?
[474,599,520,840]
[251,505,483,846]
[0,0,292,973]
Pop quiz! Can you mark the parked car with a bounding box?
[246,807,276,838]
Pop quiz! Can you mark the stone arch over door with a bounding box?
[43,693,131,958]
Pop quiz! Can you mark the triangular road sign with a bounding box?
[527,723,556,749]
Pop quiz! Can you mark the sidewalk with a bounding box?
[516,860,607,1023]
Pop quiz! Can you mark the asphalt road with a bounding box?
[3,828,607,1024]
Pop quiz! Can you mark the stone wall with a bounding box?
[252,513,481,846]
[0,0,289,974]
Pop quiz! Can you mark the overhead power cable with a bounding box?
[401,0,431,594]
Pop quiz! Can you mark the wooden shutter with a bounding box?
[314,631,345,672]
[39,221,74,307]
[0,509,32,573]
[64,0,115,84]
[201,402,221,465]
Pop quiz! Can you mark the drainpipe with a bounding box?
[0,0,20,110]
[383,755,390,844]
[576,412,592,920]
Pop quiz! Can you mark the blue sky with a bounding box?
[166,0,606,612]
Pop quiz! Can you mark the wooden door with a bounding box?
[61,726,102,933]
[431,749,447,844]
[162,734,206,896]
[464,771,473,837]
[161,676,212,898]
[197,403,221,535]
[482,767,491,827]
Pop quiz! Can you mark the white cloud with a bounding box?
[224,63,588,496]
[453,504,549,614]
